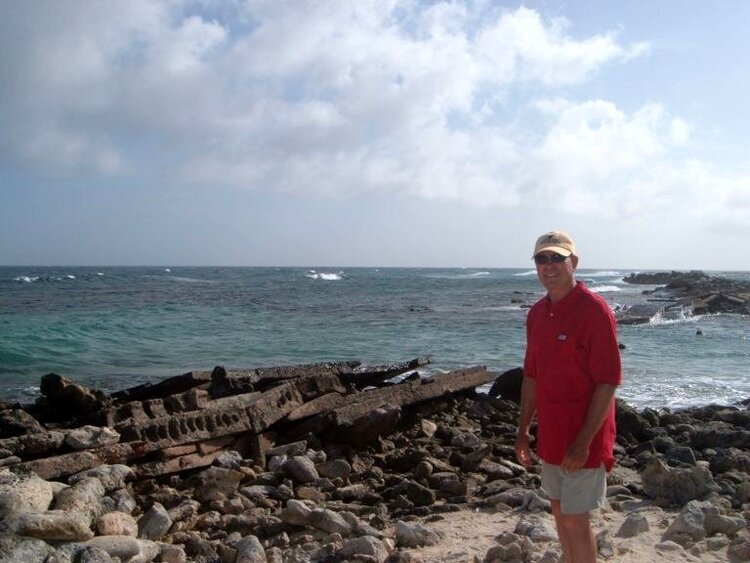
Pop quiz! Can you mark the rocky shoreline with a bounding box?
[1,361,750,562]
[617,270,750,325]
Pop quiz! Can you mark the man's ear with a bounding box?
[571,255,579,270]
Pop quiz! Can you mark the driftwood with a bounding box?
[0,357,497,481]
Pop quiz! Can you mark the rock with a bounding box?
[728,537,750,562]
[0,409,46,437]
[395,520,443,548]
[39,372,109,416]
[97,510,139,536]
[137,502,172,540]
[641,458,714,505]
[308,507,353,535]
[10,509,95,541]
[65,425,121,450]
[0,534,56,562]
[284,455,320,484]
[281,499,312,526]
[0,469,54,515]
[69,464,134,492]
[317,458,351,480]
[488,367,523,402]
[236,534,267,563]
[339,536,390,562]
[54,477,106,526]
[514,515,557,542]
[615,512,650,537]
[662,501,706,544]
[193,466,244,502]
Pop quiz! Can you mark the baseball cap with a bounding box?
[533,230,576,257]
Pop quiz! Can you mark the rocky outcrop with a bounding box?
[620,271,750,323]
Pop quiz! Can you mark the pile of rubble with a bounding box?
[0,359,749,562]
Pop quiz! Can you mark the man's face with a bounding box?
[534,251,578,294]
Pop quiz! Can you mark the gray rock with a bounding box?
[309,507,353,535]
[641,458,714,504]
[68,463,133,493]
[160,543,188,563]
[662,502,706,544]
[317,458,352,480]
[65,425,120,450]
[281,499,312,526]
[267,441,308,458]
[514,515,557,542]
[12,509,95,541]
[236,534,267,563]
[137,502,172,540]
[54,477,106,526]
[285,455,320,484]
[693,500,747,536]
[0,469,54,515]
[727,537,750,562]
[76,545,116,563]
[84,535,142,560]
[0,534,56,563]
[395,520,443,548]
[339,536,389,562]
[194,466,244,502]
[213,449,243,469]
[615,512,650,537]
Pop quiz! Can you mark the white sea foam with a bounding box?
[96,272,104,276]
[581,270,621,278]
[590,285,622,293]
[165,268,171,272]
[305,270,344,281]
[13,275,38,283]
[514,270,537,277]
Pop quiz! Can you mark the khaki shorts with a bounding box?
[540,461,606,515]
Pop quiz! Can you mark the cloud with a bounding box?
[5,0,747,233]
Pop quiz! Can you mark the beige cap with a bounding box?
[533,230,576,257]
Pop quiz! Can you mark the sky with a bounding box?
[1,1,750,271]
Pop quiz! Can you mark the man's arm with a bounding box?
[561,383,618,471]
[515,375,537,467]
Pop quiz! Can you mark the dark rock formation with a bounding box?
[619,270,750,323]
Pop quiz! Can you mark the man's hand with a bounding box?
[515,432,533,467]
[561,440,589,471]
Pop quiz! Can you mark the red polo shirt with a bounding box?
[524,282,621,470]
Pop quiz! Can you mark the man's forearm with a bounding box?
[517,375,537,433]
[575,383,618,446]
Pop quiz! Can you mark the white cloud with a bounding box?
[6,0,748,236]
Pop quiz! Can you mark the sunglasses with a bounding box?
[533,253,568,265]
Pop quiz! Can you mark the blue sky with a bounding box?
[2,0,749,270]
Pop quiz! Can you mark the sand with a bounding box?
[401,504,734,562]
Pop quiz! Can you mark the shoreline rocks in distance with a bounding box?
[618,270,750,325]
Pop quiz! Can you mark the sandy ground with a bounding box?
[401,504,735,563]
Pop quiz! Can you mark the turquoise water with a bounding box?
[1,266,748,408]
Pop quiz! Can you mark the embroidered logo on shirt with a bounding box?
[557,334,567,341]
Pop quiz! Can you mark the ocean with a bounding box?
[1,266,749,410]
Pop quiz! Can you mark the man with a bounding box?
[515,230,621,563]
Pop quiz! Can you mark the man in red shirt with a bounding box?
[515,230,621,563]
